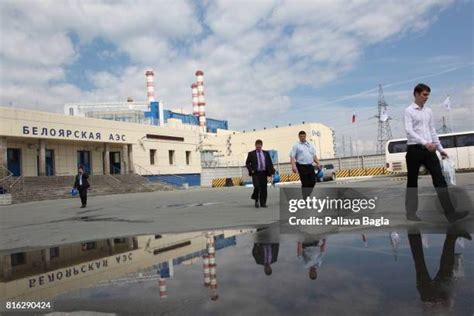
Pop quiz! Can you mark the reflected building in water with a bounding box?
[1,229,252,301]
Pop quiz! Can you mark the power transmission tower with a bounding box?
[437,116,452,134]
[375,84,393,154]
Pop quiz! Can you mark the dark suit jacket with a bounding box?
[252,243,279,265]
[74,173,90,189]
[246,150,275,177]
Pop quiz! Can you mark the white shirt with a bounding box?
[298,246,324,268]
[290,141,316,164]
[404,103,444,152]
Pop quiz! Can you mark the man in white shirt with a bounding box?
[297,239,326,280]
[290,131,320,198]
[404,83,468,223]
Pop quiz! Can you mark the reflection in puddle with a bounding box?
[0,228,472,315]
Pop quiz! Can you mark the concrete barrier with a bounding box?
[211,166,393,186]
[212,178,227,187]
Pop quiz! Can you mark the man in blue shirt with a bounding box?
[290,131,320,198]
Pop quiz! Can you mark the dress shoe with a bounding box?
[255,201,259,208]
[457,233,472,240]
[447,211,469,223]
[80,205,86,208]
[447,226,472,240]
[406,214,422,221]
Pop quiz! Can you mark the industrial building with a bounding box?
[64,70,228,133]
[201,123,335,167]
[0,105,201,184]
[1,69,334,187]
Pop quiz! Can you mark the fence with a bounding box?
[202,154,387,187]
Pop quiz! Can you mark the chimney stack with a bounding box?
[195,70,206,130]
[191,83,199,117]
[145,70,156,102]
[159,278,167,299]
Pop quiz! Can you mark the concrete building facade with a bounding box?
[201,123,335,166]
[0,107,201,178]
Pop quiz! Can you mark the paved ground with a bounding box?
[1,173,473,251]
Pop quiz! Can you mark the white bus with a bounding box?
[385,131,474,173]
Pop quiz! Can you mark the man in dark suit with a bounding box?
[74,165,90,208]
[252,243,279,276]
[246,140,275,208]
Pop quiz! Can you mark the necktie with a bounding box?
[258,151,264,171]
[264,245,272,264]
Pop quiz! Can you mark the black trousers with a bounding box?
[251,171,268,206]
[405,145,455,216]
[408,233,456,302]
[78,186,88,206]
[296,163,316,199]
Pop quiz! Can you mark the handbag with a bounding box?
[71,188,78,196]
[441,158,456,185]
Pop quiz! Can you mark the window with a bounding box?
[69,108,74,116]
[11,252,26,266]
[82,242,96,251]
[324,164,334,169]
[50,247,59,259]
[186,151,191,165]
[150,149,156,165]
[455,133,474,147]
[114,238,127,244]
[388,141,407,153]
[155,235,162,239]
[169,150,175,165]
[112,152,120,163]
[439,136,455,149]
[146,134,184,142]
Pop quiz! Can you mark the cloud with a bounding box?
[0,0,461,143]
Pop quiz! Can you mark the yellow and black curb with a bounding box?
[211,167,405,187]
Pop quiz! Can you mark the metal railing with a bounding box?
[9,175,24,194]
[0,165,13,183]
[110,165,122,175]
[134,163,187,187]
[0,166,21,195]
[108,165,123,180]
[133,163,154,176]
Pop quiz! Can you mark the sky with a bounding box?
[0,0,473,155]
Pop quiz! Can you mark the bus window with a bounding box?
[455,133,474,147]
[439,136,455,148]
[388,141,407,153]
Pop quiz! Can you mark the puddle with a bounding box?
[1,227,472,315]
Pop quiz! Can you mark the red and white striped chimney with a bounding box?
[145,70,156,102]
[202,255,211,287]
[159,277,167,299]
[195,70,206,130]
[191,83,199,117]
[206,232,218,300]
